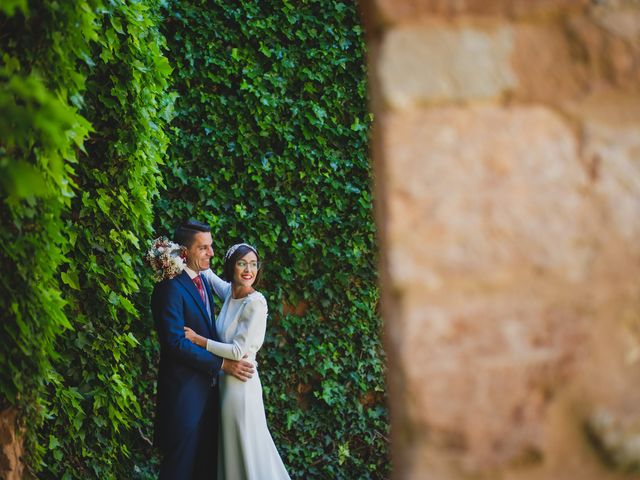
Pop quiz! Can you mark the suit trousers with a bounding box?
[159,390,218,480]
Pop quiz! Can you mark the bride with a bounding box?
[184,242,290,480]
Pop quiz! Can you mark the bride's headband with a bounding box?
[223,243,258,262]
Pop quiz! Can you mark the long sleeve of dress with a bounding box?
[205,294,267,361]
[202,268,231,300]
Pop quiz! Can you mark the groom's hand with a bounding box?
[222,354,255,382]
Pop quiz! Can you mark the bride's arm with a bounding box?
[183,295,267,361]
[201,268,230,299]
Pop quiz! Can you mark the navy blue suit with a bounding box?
[151,270,223,480]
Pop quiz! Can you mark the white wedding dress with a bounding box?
[202,269,290,480]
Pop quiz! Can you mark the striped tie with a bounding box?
[193,275,206,304]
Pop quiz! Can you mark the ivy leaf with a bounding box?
[60,271,80,290]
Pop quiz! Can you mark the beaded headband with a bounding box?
[223,243,258,262]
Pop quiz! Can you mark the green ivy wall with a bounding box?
[0,1,388,478]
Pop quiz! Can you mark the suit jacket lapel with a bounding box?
[201,275,219,341]
[176,271,210,328]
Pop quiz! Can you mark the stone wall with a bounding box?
[0,408,24,480]
[360,1,640,479]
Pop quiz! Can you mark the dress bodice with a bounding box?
[202,269,268,364]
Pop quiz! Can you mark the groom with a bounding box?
[151,219,255,479]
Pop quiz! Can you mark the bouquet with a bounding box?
[145,236,186,282]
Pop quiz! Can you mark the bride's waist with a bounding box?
[228,353,257,364]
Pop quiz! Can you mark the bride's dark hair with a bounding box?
[221,244,262,286]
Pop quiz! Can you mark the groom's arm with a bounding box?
[152,280,223,378]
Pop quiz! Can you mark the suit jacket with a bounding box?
[151,270,223,452]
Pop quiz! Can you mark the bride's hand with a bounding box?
[183,326,203,347]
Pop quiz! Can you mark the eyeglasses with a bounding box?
[236,260,261,271]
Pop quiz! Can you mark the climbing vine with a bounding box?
[158,1,388,478]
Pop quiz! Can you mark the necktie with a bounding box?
[193,275,206,304]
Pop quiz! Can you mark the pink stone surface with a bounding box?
[365,0,590,25]
[363,1,640,478]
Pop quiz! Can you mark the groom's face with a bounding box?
[186,231,213,272]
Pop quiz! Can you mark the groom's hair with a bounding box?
[174,219,211,248]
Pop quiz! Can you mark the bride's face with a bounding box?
[233,251,259,288]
